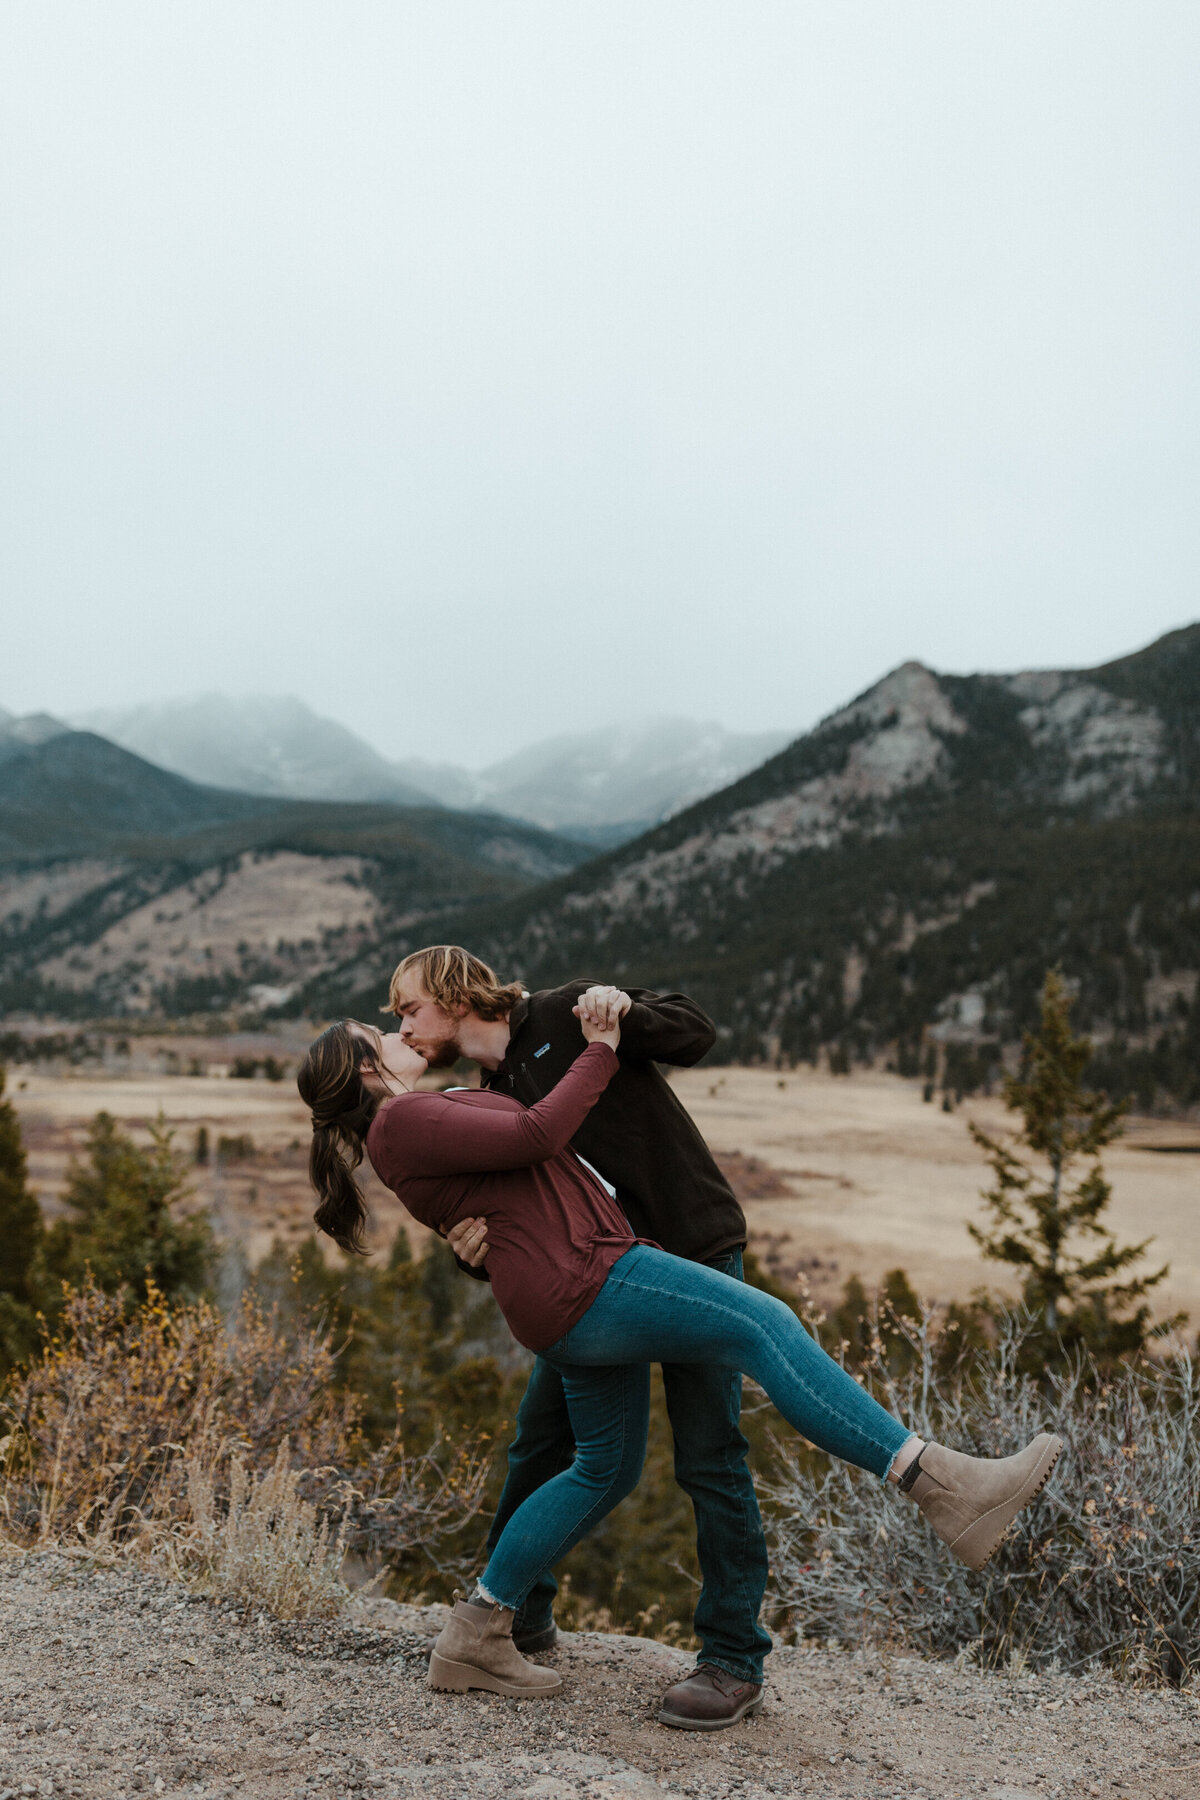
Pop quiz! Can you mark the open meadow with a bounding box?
[10,1048,1199,1323]
[673,1065,1200,1323]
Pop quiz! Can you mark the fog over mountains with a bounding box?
[70,697,436,809]
[72,699,790,842]
[0,723,587,1015]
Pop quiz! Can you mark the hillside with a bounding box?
[318,626,1200,1106]
[0,733,587,1018]
[0,729,278,859]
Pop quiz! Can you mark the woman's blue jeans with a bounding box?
[479,1245,912,1615]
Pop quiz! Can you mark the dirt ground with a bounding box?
[2,1553,1198,1800]
[10,1060,1199,1319]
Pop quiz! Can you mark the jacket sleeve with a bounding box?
[380,1043,618,1177]
[614,987,717,1066]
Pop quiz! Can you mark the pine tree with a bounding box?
[0,1067,44,1372]
[37,1110,214,1314]
[968,970,1174,1356]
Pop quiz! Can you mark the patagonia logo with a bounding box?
[534,1042,552,1059]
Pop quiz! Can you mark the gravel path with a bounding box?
[1,1552,1197,1800]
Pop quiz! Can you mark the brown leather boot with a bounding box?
[901,1433,1062,1570]
[427,1598,563,1697]
[657,1665,764,1731]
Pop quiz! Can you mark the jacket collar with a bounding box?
[488,993,531,1084]
[506,993,531,1039]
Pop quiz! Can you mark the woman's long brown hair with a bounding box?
[296,1022,380,1254]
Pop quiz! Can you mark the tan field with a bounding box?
[9,1058,426,1270]
[10,1057,1200,1322]
[671,1064,1200,1321]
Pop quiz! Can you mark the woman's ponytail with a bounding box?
[297,1023,378,1254]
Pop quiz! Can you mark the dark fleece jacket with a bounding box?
[479,979,746,1265]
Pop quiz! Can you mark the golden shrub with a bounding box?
[0,1277,487,1620]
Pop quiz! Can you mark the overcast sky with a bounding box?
[3,4,1198,766]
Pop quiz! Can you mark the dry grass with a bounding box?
[0,1279,488,1620]
[174,1442,349,1620]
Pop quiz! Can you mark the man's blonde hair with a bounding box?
[385,945,524,1022]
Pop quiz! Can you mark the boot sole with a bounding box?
[657,1695,764,1731]
[951,1434,1063,1572]
[427,1651,562,1697]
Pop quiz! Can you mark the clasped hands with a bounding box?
[445,984,631,1269]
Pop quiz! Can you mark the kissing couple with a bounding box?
[298,945,1061,1728]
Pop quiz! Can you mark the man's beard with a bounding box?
[422,1036,463,1070]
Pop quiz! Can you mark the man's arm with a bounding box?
[584,984,717,1067]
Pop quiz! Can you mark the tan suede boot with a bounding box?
[901,1432,1062,1571]
[427,1598,563,1697]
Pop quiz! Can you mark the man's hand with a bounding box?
[573,985,632,1031]
[574,984,626,1052]
[446,1215,490,1268]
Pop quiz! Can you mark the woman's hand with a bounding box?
[573,985,626,1051]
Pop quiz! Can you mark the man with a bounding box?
[387,944,771,1730]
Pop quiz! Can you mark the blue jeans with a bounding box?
[484,1250,772,1684]
[480,1247,911,1676]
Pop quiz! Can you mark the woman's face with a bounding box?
[352,1024,427,1093]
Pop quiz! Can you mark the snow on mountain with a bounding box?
[467,718,793,835]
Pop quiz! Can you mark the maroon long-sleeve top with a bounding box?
[365,1042,637,1352]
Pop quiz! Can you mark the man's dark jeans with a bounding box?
[484,1249,772,1685]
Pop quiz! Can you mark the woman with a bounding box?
[299,1008,1061,1701]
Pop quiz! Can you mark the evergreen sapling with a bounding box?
[968,971,1178,1357]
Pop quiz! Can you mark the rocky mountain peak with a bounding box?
[838,659,962,734]
[428,628,1199,1093]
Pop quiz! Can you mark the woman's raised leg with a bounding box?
[556,1247,910,1476]
[554,1247,1060,1569]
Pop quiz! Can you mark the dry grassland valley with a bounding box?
[8,1052,1200,1320]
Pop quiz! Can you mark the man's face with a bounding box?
[392,973,464,1069]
